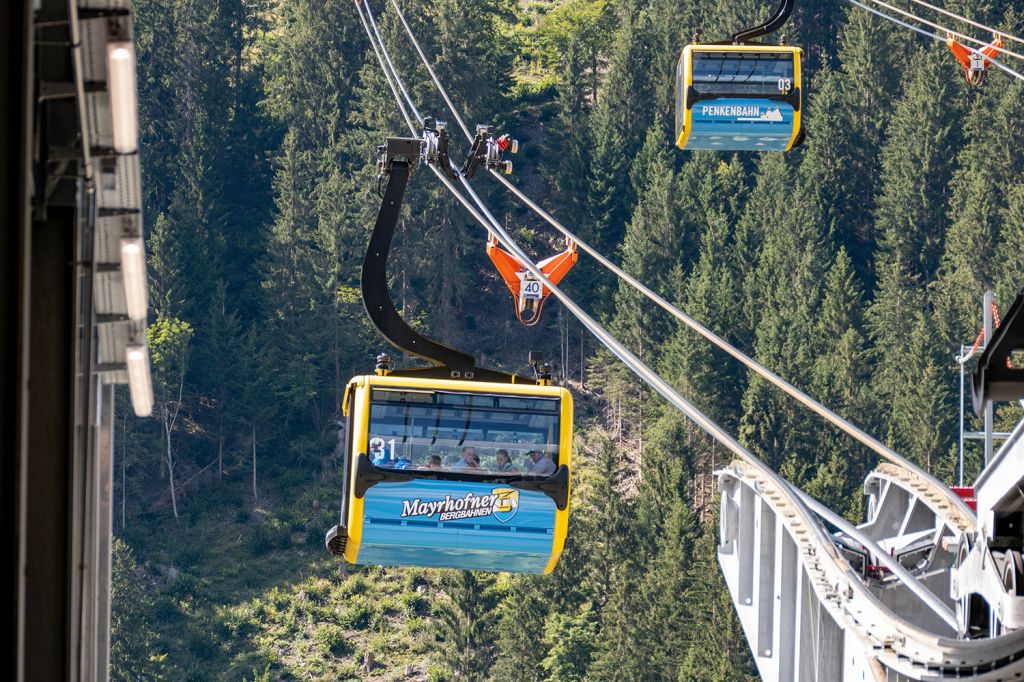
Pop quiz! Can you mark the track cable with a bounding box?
[355,0,965,624]
[846,0,1024,81]
[906,0,1024,47]
[377,0,979,522]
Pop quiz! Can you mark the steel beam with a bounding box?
[0,2,34,681]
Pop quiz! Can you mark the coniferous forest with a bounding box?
[113,0,1024,679]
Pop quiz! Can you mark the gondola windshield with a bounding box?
[691,51,795,96]
[367,388,561,476]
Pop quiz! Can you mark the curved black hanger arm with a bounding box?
[731,0,794,43]
[363,137,522,384]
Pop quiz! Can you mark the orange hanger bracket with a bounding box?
[486,235,578,326]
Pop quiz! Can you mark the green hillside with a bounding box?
[113,0,1024,679]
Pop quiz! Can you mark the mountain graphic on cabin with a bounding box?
[737,106,784,122]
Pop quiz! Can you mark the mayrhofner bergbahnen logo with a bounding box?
[400,488,520,523]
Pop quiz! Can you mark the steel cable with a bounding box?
[856,0,1024,63]
[846,0,1024,82]
[378,0,979,522]
[357,0,967,626]
[906,0,1024,46]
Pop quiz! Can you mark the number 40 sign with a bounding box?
[521,278,543,300]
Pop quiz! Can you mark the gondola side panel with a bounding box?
[343,378,372,564]
[357,479,558,573]
[545,388,574,574]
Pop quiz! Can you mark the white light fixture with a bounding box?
[106,40,138,154]
[120,236,148,320]
[126,343,153,417]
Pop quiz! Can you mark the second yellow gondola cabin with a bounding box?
[676,43,803,152]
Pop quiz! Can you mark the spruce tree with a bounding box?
[540,603,599,682]
[586,8,655,260]
[935,79,1024,349]
[434,571,500,681]
[675,515,757,681]
[491,577,550,682]
[873,51,961,285]
[996,184,1024,302]
[110,539,167,681]
[737,155,828,471]
[809,249,873,513]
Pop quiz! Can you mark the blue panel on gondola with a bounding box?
[356,478,556,573]
[685,98,796,151]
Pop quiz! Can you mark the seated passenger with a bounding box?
[495,449,517,473]
[527,450,555,475]
[422,455,443,470]
[450,446,481,471]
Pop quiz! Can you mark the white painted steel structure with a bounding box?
[717,443,1024,680]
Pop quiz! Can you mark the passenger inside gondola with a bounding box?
[495,449,517,473]
[367,387,562,478]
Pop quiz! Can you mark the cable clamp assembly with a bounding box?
[461,124,518,179]
[421,117,458,179]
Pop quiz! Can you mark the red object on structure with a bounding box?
[865,564,892,580]
[947,33,1004,86]
[486,235,578,326]
[951,486,978,511]
[495,134,512,152]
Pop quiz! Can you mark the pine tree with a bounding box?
[659,157,749,429]
[797,66,852,246]
[540,602,599,682]
[885,316,951,473]
[491,577,551,682]
[558,431,635,609]
[737,155,829,471]
[934,79,1024,349]
[597,125,684,442]
[996,184,1024,302]
[631,489,701,678]
[546,36,596,241]
[193,282,243,482]
[873,51,961,285]
[585,560,648,681]
[434,571,500,681]
[110,539,167,681]
[586,8,655,260]
[866,254,927,428]
[808,249,874,512]
[233,324,281,507]
[821,4,908,274]
[405,0,516,124]
[675,520,758,681]
[534,0,614,105]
